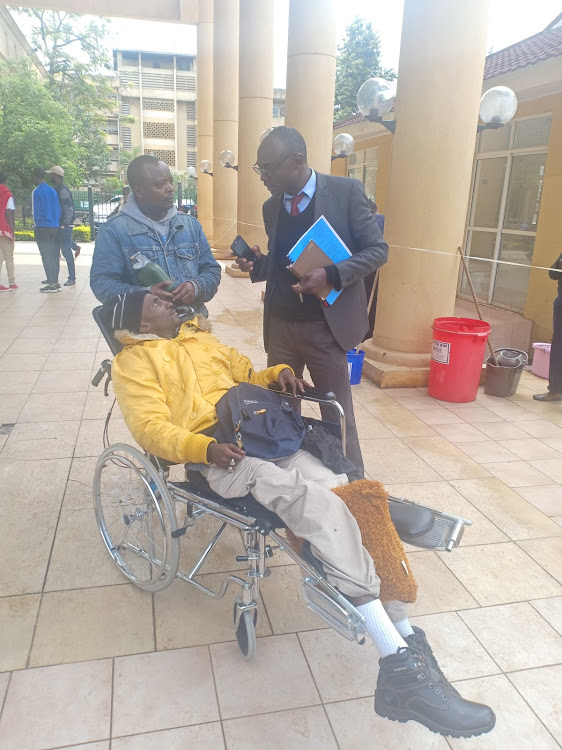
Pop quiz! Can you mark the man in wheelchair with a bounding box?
[105,290,494,739]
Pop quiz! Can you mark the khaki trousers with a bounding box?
[0,236,15,286]
[203,449,408,621]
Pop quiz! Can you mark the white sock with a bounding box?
[393,618,415,638]
[357,599,408,658]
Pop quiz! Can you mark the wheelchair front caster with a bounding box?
[233,601,257,660]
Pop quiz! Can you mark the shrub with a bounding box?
[14,230,35,241]
[72,225,91,242]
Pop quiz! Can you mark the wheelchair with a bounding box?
[91,306,472,660]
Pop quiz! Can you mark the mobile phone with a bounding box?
[231,235,256,262]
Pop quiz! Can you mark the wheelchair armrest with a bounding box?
[267,382,336,402]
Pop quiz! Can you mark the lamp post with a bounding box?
[219,149,238,171]
[200,160,213,177]
[331,133,355,161]
[187,166,197,179]
[356,77,396,133]
[477,85,518,131]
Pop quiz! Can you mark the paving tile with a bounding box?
[49,743,108,750]
[0,659,112,750]
[53,337,100,353]
[460,602,562,671]
[449,674,559,749]
[446,406,505,424]
[529,458,562,484]
[508,666,562,745]
[439,543,562,606]
[431,423,488,442]
[75,417,139,457]
[530,596,562,637]
[450,478,562,540]
[63,456,98,510]
[403,436,491,480]
[223,706,338,750]
[553,515,562,526]
[360,405,437,437]
[486,403,538,421]
[5,337,56,354]
[361,438,440,483]
[407,551,479,616]
[44,507,126,591]
[0,393,28,423]
[483,460,555,488]
[386,481,508,546]
[410,611,500,680]
[2,420,79,459]
[44,351,97,371]
[514,419,562,438]
[474,421,533,440]
[298,627,379,702]
[456,440,517,464]
[326,696,449,749]
[260,564,327,635]
[112,724,225,750]
[0,671,9,708]
[155,575,271,650]
[542,436,562,453]
[17,391,87,423]
[82,391,123,420]
[353,404,394,440]
[497,438,562,461]
[388,393,445,410]
[0,369,39,394]
[0,594,40,672]
[0,352,48,372]
[112,647,219,736]
[210,633,320,719]
[32,369,92,393]
[410,407,465,425]
[517,537,562,584]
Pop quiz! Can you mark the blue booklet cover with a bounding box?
[287,216,352,306]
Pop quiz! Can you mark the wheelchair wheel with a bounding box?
[233,601,257,661]
[93,443,179,592]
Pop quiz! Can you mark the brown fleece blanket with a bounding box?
[286,479,418,604]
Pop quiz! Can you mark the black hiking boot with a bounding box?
[375,647,495,738]
[406,626,460,697]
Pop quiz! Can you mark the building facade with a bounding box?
[0,7,44,72]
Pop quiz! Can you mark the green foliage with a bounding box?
[104,176,124,193]
[14,230,35,241]
[118,147,143,178]
[72,225,91,242]
[334,17,396,121]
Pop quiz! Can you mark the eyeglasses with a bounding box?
[252,153,293,178]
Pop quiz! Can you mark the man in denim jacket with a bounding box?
[91,155,220,314]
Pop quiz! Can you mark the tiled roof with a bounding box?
[333,113,366,129]
[484,25,562,79]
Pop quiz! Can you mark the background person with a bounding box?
[364,199,385,339]
[31,167,61,293]
[107,185,131,220]
[47,165,77,287]
[534,254,562,402]
[235,126,388,476]
[91,155,220,314]
[0,170,17,291]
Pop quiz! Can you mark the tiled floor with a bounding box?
[1,245,561,749]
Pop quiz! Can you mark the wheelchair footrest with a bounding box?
[301,578,366,644]
[388,496,471,551]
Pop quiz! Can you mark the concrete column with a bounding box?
[212,0,239,250]
[284,0,337,174]
[197,0,214,242]
[362,0,489,387]
[236,0,274,250]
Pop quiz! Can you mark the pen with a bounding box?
[299,293,304,303]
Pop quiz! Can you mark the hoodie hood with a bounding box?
[121,193,178,236]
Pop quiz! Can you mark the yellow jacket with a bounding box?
[111,318,289,465]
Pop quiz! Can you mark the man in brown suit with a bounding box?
[235,126,388,475]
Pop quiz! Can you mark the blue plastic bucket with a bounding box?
[347,349,365,385]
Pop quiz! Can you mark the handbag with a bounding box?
[214,382,306,460]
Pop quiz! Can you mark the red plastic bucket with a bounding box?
[428,317,491,403]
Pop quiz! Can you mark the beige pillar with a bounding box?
[196,0,214,243]
[362,0,489,388]
[236,0,274,250]
[284,0,337,174]
[212,0,239,250]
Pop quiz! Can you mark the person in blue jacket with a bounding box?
[32,167,61,293]
[90,155,220,315]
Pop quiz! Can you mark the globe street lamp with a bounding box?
[200,159,213,177]
[356,77,396,133]
[187,166,197,179]
[478,86,518,132]
[332,133,355,161]
[219,149,238,171]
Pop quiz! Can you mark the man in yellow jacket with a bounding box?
[107,290,495,739]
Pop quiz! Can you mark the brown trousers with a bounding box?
[267,317,364,476]
[0,236,15,286]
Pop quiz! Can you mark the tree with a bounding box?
[334,17,396,121]
[11,8,113,180]
[0,59,82,198]
[118,146,143,178]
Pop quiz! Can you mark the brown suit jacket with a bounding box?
[250,172,388,352]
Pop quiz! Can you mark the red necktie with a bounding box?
[289,193,304,216]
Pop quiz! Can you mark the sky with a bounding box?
[101,0,562,87]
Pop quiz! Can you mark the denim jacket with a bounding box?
[90,212,221,315]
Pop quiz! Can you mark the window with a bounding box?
[461,115,551,311]
[186,101,196,120]
[187,151,197,167]
[143,99,174,112]
[146,149,175,166]
[110,148,119,162]
[105,119,119,135]
[347,147,378,202]
[186,125,197,147]
[143,122,175,139]
[176,74,196,92]
[177,57,193,71]
[120,100,131,115]
[121,127,132,150]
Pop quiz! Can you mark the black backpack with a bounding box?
[214,383,306,460]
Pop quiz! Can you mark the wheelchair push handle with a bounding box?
[267,382,336,402]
